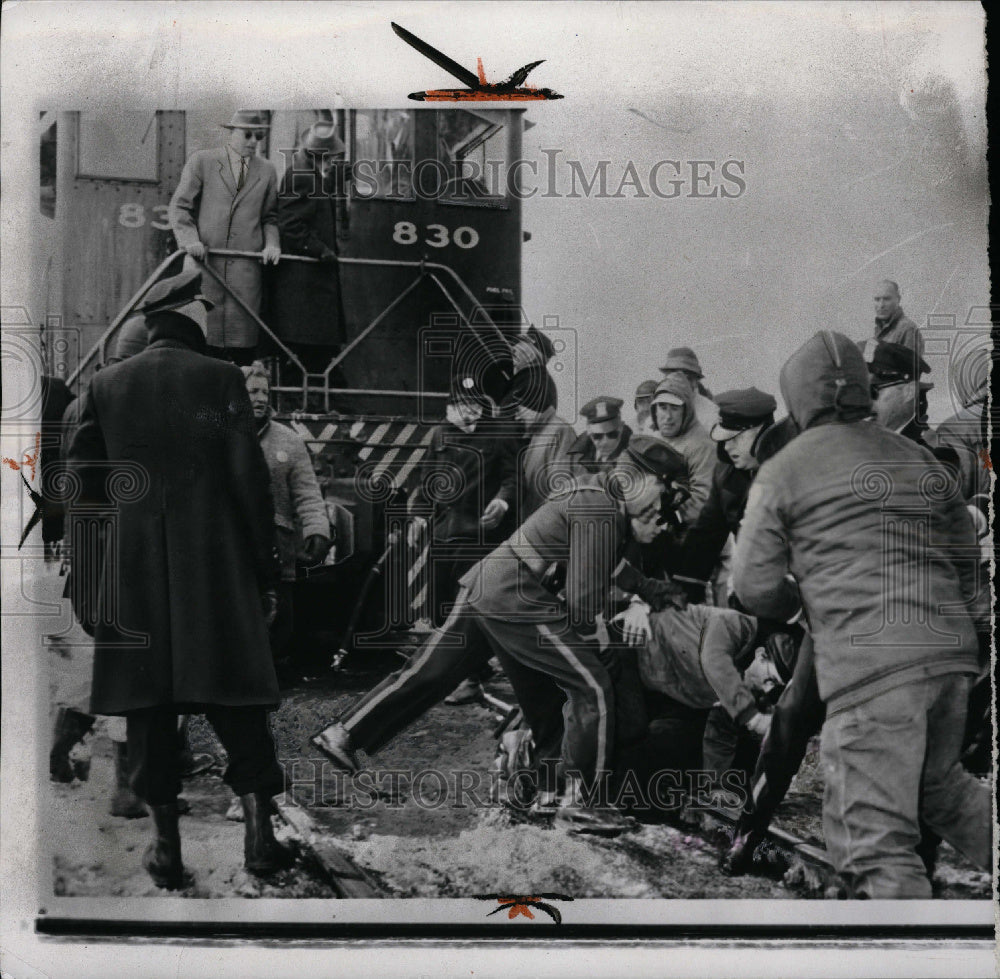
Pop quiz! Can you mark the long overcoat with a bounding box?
[268,168,345,347]
[168,148,280,349]
[68,337,280,713]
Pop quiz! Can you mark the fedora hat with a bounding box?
[300,122,346,155]
[222,110,271,130]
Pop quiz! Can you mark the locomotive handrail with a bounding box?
[64,247,510,412]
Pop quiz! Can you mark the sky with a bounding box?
[3,0,989,423]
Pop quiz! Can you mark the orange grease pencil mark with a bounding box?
[2,432,41,481]
[979,448,992,472]
[502,898,536,920]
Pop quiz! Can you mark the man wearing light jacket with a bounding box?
[649,373,716,524]
[243,362,331,677]
[732,329,989,899]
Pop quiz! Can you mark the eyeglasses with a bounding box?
[240,130,266,141]
[590,429,622,441]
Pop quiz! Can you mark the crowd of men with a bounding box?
[45,110,993,899]
[311,276,991,899]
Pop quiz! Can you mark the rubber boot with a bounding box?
[50,707,94,782]
[142,803,185,890]
[241,793,294,875]
[109,742,147,818]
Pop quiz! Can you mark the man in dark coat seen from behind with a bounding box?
[68,270,292,889]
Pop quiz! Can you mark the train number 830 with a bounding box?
[392,222,479,250]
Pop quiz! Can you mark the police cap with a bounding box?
[580,397,623,424]
[860,339,931,388]
[710,387,778,442]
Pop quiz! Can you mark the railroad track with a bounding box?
[609,803,840,897]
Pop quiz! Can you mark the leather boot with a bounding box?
[241,792,294,875]
[50,707,94,782]
[142,803,185,889]
[109,742,147,819]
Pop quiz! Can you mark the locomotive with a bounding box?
[40,106,536,668]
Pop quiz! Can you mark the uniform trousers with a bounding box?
[428,547,493,683]
[475,613,615,792]
[342,587,492,754]
[126,704,284,806]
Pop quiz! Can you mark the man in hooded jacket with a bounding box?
[731,330,989,899]
[649,374,716,524]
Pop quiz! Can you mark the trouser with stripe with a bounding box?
[474,614,614,791]
[429,548,493,684]
[342,587,492,754]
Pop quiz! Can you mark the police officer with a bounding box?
[567,397,632,476]
[674,387,778,594]
[863,339,980,497]
[311,437,688,831]
[460,436,690,833]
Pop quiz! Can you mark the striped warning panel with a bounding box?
[283,417,435,493]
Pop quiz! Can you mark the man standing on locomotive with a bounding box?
[269,122,348,375]
[168,110,281,365]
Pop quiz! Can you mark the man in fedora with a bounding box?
[168,111,281,365]
[270,122,348,375]
[68,269,291,888]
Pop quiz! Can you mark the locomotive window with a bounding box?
[77,111,158,182]
[353,110,414,199]
[437,110,508,205]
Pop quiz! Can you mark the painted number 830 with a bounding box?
[392,222,479,249]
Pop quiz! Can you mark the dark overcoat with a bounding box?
[268,168,345,347]
[68,337,280,713]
